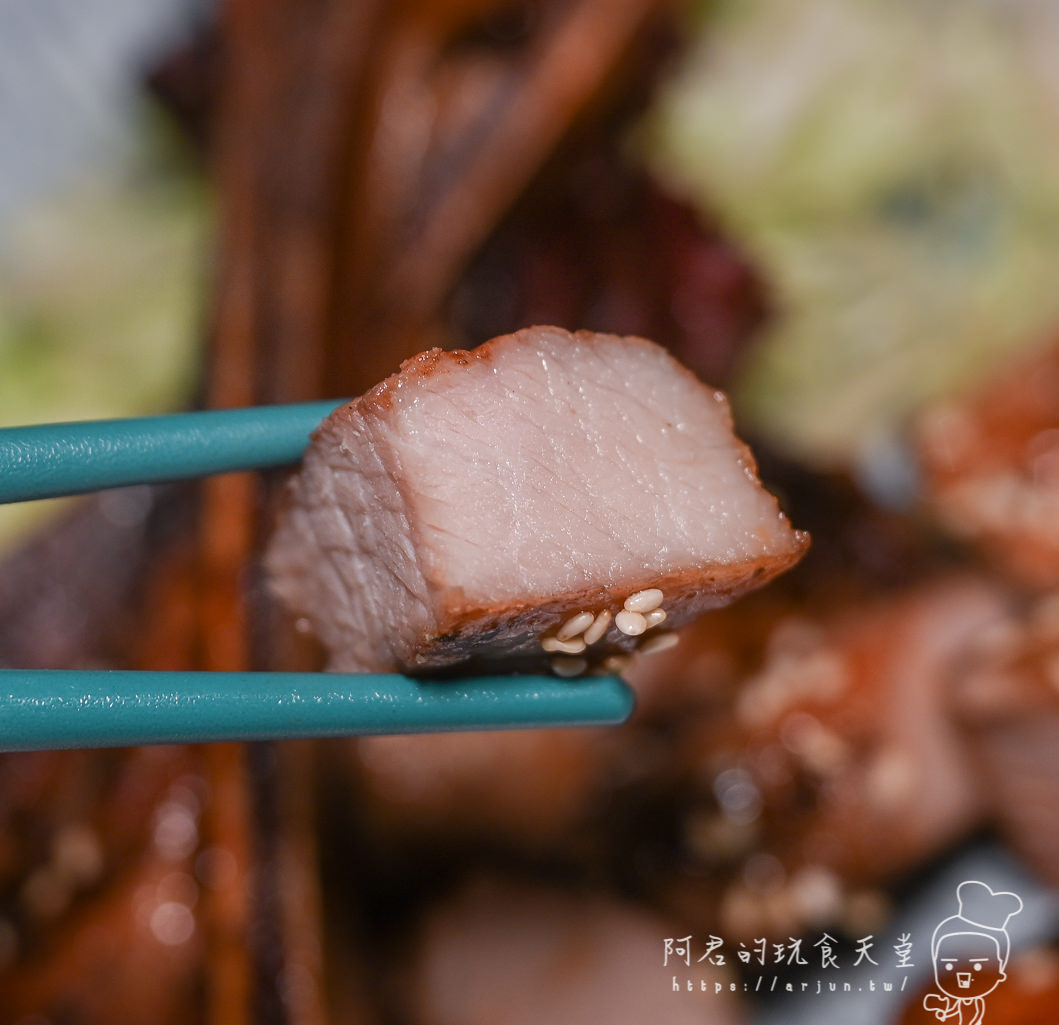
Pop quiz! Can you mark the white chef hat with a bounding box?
[931,881,1024,965]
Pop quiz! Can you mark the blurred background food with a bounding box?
[643,0,1059,477]
[1,0,1058,1023]
[0,0,208,553]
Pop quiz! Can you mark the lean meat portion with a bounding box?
[267,327,807,674]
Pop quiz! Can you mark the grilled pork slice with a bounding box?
[267,326,807,674]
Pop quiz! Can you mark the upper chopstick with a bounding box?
[0,670,635,751]
[0,400,347,504]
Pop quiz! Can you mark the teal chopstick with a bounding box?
[0,400,348,504]
[0,671,635,751]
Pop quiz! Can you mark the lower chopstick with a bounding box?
[0,671,635,751]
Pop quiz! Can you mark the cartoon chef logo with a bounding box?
[923,880,1023,1024]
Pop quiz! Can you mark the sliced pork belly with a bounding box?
[268,326,807,674]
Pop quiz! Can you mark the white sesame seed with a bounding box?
[557,611,595,641]
[644,608,667,629]
[551,656,588,678]
[624,588,663,613]
[582,610,612,645]
[639,632,679,655]
[615,610,648,636]
[541,635,587,654]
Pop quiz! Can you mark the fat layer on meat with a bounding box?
[267,326,807,673]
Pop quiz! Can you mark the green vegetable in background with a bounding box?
[642,0,1059,472]
[0,113,206,552]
